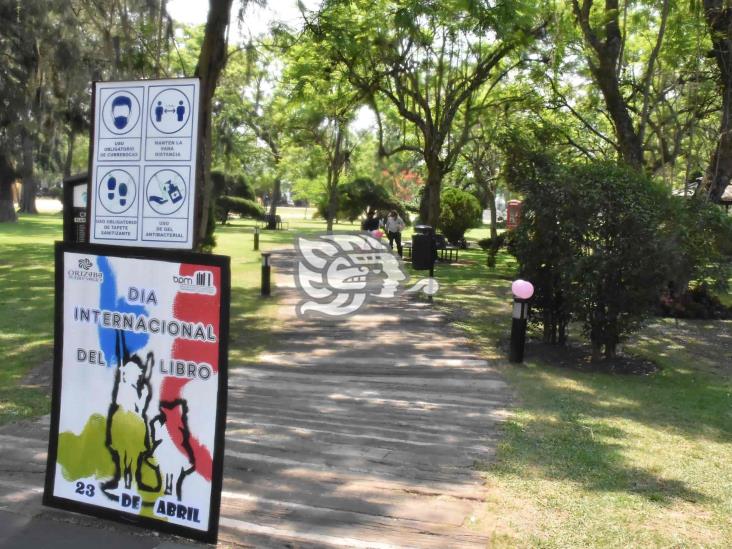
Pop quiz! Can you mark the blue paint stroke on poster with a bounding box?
[96,256,149,366]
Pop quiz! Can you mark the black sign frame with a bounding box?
[43,242,230,544]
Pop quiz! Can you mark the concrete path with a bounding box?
[0,249,511,548]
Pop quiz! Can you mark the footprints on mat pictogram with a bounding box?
[107,177,129,207]
[98,169,136,214]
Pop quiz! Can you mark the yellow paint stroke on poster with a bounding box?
[57,414,114,480]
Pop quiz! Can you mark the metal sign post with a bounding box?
[261,252,271,296]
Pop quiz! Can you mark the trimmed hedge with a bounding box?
[217,196,264,222]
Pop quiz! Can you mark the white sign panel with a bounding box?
[89,79,200,249]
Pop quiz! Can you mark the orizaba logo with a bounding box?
[68,257,104,282]
[172,270,216,295]
[294,234,438,318]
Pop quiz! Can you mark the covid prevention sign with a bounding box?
[88,79,200,249]
[44,242,230,543]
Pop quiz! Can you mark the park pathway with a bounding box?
[0,248,512,549]
[215,250,512,547]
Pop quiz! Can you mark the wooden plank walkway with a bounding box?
[0,248,512,548]
[214,250,512,547]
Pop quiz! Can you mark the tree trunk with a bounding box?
[543,310,556,344]
[194,0,234,250]
[604,341,617,359]
[326,182,337,233]
[63,130,76,179]
[487,188,498,240]
[268,177,281,218]
[573,0,643,169]
[591,59,643,169]
[154,0,167,78]
[701,1,732,202]
[591,341,603,362]
[420,157,442,227]
[325,121,346,233]
[19,133,38,214]
[0,154,17,223]
[558,321,567,345]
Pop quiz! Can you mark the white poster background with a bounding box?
[53,251,222,532]
[89,79,200,249]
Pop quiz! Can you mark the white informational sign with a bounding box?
[44,243,230,543]
[89,79,200,249]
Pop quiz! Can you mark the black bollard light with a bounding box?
[253,226,260,251]
[261,252,271,296]
[509,279,534,363]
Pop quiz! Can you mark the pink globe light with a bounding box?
[511,279,534,300]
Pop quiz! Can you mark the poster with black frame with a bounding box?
[44,242,230,544]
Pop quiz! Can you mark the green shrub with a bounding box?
[333,177,409,224]
[509,153,574,344]
[211,170,255,200]
[478,234,506,251]
[511,159,672,359]
[438,187,482,244]
[212,170,260,224]
[661,197,732,293]
[659,283,732,320]
[217,196,264,222]
[47,186,63,201]
[478,234,507,269]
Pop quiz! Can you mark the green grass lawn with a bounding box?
[429,239,732,547]
[0,209,362,425]
[3,210,731,546]
[0,214,58,424]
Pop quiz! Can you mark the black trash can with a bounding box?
[412,225,435,271]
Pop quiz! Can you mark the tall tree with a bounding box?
[700,0,732,201]
[287,102,356,232]
[308,0,545,227]
[0,0,50,221]
[284,34,361,231]
[194,0,235,248]
[460,122,504,241]
[570,0,671,169]
[234,43,289,221]
[194,0,265,248]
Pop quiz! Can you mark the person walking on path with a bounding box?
[384,210,405,257]
[361,210,379,232]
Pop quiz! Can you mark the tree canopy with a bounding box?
[1,0,731,232]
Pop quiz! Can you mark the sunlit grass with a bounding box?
[427,232,732,547]
[3,211,731,545]
[0,214,58,400]
[0,209,362,424]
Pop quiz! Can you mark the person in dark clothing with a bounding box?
[361,210,379,232]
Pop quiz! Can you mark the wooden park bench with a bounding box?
[402,235,459,263]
